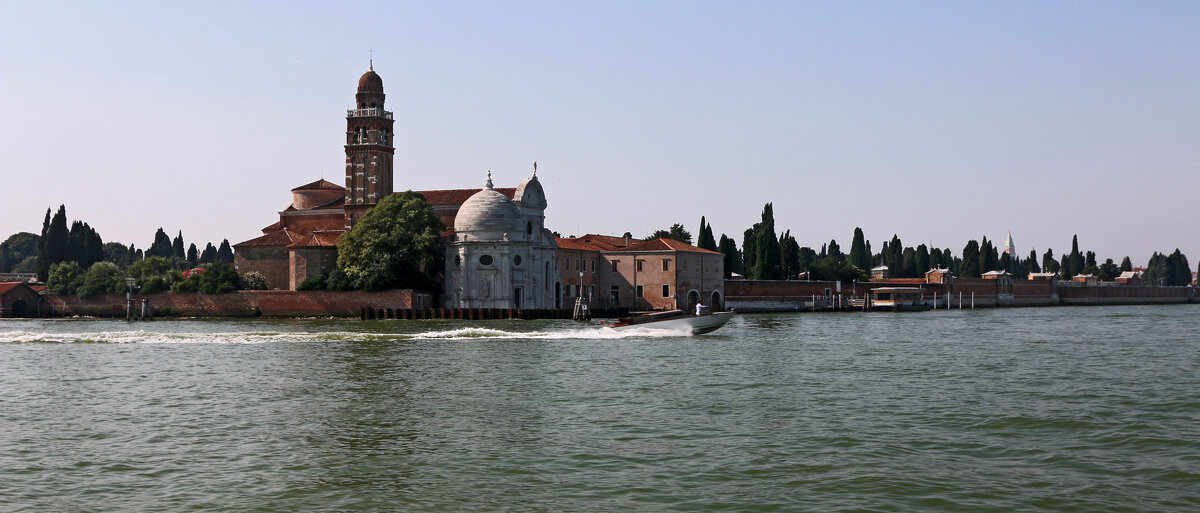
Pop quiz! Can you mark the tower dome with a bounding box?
[357,69,384,93]
[455,173,520,237]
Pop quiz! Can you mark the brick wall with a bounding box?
[43,289,421,318]
[233,246,290,290]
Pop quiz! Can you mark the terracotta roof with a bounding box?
[233,229,300,248]
[614,238,722,255]
[556,237,606,251]
[287,231,343,248]
[418,188,516,206]
[358,69,384,93]
[873,278,926,284]
[311,196,345,210]
[0,282,29,295]
[292,179,345,192]
[261,220,282,233]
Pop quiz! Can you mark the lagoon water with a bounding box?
[1,305,1198,512]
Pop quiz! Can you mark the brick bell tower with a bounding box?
[343,61,395,229]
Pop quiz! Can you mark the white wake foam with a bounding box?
[0,325,692,344]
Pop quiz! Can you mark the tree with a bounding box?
[1041,248,1059,274]
[187,243,199,267]
[103,242,131,268]
[961,240,981,278]
[216,239,234,264]
[1120,256,1133,272]
[78,262,125,298]
[1068,235,1083,278]
[809,256,869,283]
[172,231,186,260]
[0,232,39,273]
[780,231,800,279]
[696,217,717,251]
[1026,249,1040,274]
[38,205,70,281]
[148,228,173,258]
[915,244,930,276]
[742,225,759,278]
[718,235,740,278]
[751,203,781,280]
[1098,258,1120,281]
[336,191,445,291]
[646,223,693,245]
[848,227,871,272]
[47,261,84,295]
[1166,249,1191,286]
[200,243,217,264]
[826,239,843,262]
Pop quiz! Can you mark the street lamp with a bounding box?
[578,271,584,302]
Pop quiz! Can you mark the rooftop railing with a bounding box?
[346,108,393,119]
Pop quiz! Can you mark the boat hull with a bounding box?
[606,311,735,335]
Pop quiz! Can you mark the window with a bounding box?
[526,221,532,235]
[479,255,493,266]
[455,255,461,266]
[636,260,643,272]
[662,259,671,271]
[513,255,522,266]
[662,284,670,297]
[610,286,620,305]
[610,260,618,272]
[591,259,596,273]
[564,258,569,271]
[636,285,643,298]
[576,258,582,271]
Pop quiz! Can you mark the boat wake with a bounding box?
[0,325,693,344]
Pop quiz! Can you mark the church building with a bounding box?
[234,66,561,308]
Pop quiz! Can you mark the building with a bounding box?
[0,282,40,317]
[443,173,557,309]
[234,66,560,307]
[556,235,724,312]
[870,265,888,281]
[1002,230,1015,256]
[1115,271,1142,286]
[925,267,953,284]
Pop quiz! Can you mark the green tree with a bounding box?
[147,228,173,258]
[1120,256,1133,272]
[751,203,781,280]
[297,273,328,291]
[216,239,234,264]
[336,191,446,291]
[187,243,199,267]
[742,225,759,277]
[0,232,39,273]
[1166,249,1191,286]
[172,231,186,260]
[200,242,217,264]
[1068,235,1083,278]
[198,262,239,293]
[646,223,693,244]
[780,231,800,279]
[810,256,869,283]
[848,227,870,272]
[961,240,981,278]
[1097,258,1120,281]
[696,217,717,251]
[47,261,84,295]
[103,242,131,268]
[78,262,125,298]
[38,205,70,281]
[718,234,740,278]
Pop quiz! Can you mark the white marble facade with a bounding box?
[445,172,559,309]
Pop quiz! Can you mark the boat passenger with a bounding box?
[695,303,704,316]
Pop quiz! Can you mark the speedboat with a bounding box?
[603,309,734,335]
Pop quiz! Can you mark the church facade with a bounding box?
[232,66,562,308]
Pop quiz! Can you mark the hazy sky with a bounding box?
[2,1,1197,266]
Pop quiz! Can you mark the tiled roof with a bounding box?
[287,231,343,248]
[556,237,607,251]
[418,188,516,206]
[614,238,722,255]
[261,220,282,233]
[0,282,28,295]
[291,179,345,192]
[310,196,345,210]
[233,229,300,248]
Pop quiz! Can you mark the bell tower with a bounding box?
[344,61,395,229]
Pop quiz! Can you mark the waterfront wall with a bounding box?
[724,279,1196,312]
[41,290,426,318]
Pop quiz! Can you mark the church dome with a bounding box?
[358,69,383,93]
[455,175,520,236]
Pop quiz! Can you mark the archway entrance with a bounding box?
[686,290,700,313]
[11,299,27,318]
[710,291,723,311]
[554,282,561,309]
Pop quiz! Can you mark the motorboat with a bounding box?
[603,309,734,335]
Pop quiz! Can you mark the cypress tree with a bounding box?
[36,208,51,280]
[961,240,980,278]
[187,243,199,267]
[915,244,930,276]
[39,205,70,282]
[1120,256,1133,272]
[848,227,870,272]
[200,243,217,264]
[742,226,758,278]
[1042,249,1057,274]
[172,231,186,260]
[753,203,781,280]
[779,231,800,279]
[718,234,739,278]
[886,235,902,278]
[1068,235,1083,277]
[148,228,173,258]
[697,217,717,251]
[216,239,234,264]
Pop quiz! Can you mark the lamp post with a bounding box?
[124,277,136,320]
[578,271,584,303]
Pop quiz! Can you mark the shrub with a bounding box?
[47,261,84,295]
[240,271,268,290]
[298,273,327,291]
[78,262,125,298]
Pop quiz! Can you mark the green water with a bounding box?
[1,305,1198,512]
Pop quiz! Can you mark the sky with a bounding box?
[2,1,1198,266]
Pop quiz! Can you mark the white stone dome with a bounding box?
[455,175,520,236]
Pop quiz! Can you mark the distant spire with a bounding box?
[485,170,493,189]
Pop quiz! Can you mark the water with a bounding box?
[1,305,1198,512]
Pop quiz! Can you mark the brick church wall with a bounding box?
[234,246,290,290]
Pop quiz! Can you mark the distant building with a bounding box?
[1028,272,1059,283]
[870,265,888,281]
[1115,271,1142,286]
[925,268,952,284]
[0,282,39,317]
[1072,274,1099,286]
[1002,230,1015,257]
[556,235,724,312]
